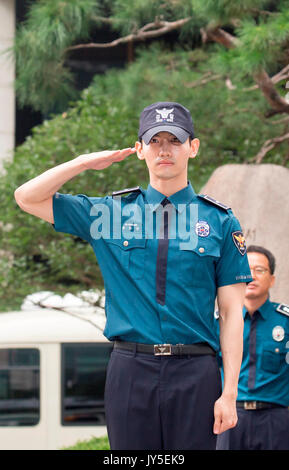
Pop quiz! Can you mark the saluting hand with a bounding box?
[79,147,136,170]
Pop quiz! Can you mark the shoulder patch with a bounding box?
[276,303,289,317]
[112,186,141,198]
[232,231,247,256]
[198,194,231,211]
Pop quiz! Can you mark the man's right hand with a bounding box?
[78,148,136,170]
[15,147,137,224]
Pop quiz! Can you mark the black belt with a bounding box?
[114,341,216,356]
[237,401,286,410]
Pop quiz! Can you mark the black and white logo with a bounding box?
[156,108,174,123]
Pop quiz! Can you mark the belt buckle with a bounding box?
[244,401,257,410]
[154,344,172,356]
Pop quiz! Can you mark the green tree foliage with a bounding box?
[191,0,272,23]
[215,5,289,74]
[14,0,195,112]
[14,0,289,114]
[62,434,109,450]
[110,0,195,32]
[15,0,99,113]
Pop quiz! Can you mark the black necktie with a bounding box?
[156,198,170,305]
[248,311,258,389]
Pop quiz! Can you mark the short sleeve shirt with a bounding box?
[215,298,289,406]
[52,181,252,349]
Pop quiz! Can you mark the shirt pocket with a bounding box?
[106,237,147,280]
[261,342,287,373]
[177,241,220,287]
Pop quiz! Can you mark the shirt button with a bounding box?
[123,240,129,247]
[199,247,205,253]
[275,348,280,353]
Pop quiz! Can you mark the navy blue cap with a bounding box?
[138,101,194,144]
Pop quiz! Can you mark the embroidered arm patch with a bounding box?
[232,231,247,256]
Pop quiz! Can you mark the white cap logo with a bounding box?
[156,108,174,122]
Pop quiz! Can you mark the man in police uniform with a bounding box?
[216,245,289,450]
[14,101,252,450]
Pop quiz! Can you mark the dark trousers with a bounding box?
[216,407,289,450]
[104,348,221,450]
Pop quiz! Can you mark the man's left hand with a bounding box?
[213,394,238,434]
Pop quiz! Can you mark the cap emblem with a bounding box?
[156,108,174,123]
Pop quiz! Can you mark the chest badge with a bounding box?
[195,220,210,237]
[272,325,285,342]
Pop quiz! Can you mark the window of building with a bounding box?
[0,348,40,426]
[61,343,112,426]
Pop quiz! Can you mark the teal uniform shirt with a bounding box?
[52,181,252,349]
[215,298,289,406]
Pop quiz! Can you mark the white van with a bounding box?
[0,308,112,450]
